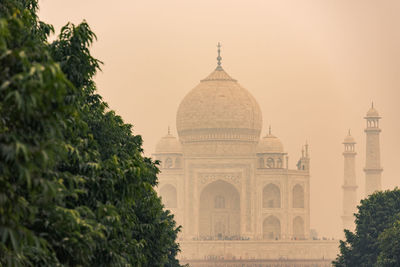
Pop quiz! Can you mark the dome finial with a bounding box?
[269,125,272,135]
[216,42,222,70]
[372,101,374,108]
[168,125,171,135]
[348,129,351,136]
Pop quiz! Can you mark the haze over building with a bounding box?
[34,1,400,265]
[154,47,338,266]
[39,0,400,239]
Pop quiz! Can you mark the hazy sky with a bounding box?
[39,0,400,238]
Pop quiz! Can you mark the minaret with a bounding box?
[342,130,357,231]
[296,142,310,171]
[364,103,383,196]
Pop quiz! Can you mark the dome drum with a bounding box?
[181,141,258,156]
[178,127,261,143]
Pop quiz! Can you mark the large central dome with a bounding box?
[176,63,262,143]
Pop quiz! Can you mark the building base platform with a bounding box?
[179,240,339,267]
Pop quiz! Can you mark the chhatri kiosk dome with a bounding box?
[153,45,337,265]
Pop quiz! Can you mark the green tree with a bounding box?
[333,188,400,267]
[376,219,400,267]
[0,0,183,266]
[0,0,97,265]
[50,20,183,267]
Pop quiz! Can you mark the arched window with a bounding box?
[293,216,305,240]
[199,180,240,238]
[263,216,281,240]
[214,195,225,209]
[175,157,181,168]
[263,184,281,208]
[266,158,274,168]
[276,158,283,168]
[165,158,173,168]
[160,184,177,208]
[292,184,304,208]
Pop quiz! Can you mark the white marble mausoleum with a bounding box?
[153,47,338,266]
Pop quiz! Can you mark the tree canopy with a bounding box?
[0,0,183,266]
[334,188,400,267]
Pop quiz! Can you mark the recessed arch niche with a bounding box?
[160,184,177,208]
[199,180,240,239]
[263,215,281,240]
[293,216,305,239]
[263,184,281,208]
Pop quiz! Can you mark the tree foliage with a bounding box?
[376,219,400,266]
[0,0,183,266]
[333,188,400,267]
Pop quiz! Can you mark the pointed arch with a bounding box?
[263,215,281,240]
[276,158,283,168]
[293,216,305,239]
[266,158,274,168]
[160,184,177,208]
[263,184,281,208]
[199,180,240,238]
[164,157,173,168]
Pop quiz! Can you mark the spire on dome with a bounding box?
[201,43,238,81]
[366,102,380,118]
[344,130,356,144]
[216,42,223,70]
[269,125,272,135]
[168,125,171,135]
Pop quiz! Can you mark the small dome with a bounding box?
[155,132,182,153]
[257,132,284,154]
[343,133,356,144]
[366,104,380,117]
